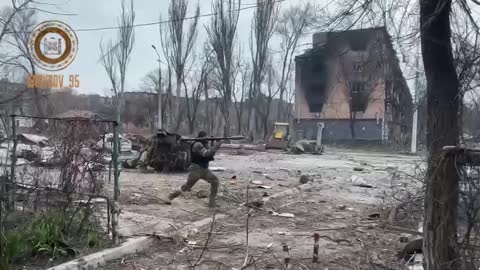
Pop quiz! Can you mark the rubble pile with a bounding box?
[290,140,324,155]
[0,132,143,169]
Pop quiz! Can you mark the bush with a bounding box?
[27,212,77,258]
[0,210,107,269]
[0,230,27,270]
[86,231,103,249]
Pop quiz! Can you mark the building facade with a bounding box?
[293,27,413,148]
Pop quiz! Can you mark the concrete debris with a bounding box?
[263,174,273,180]
[270,211,295,218]
[123,133,148,151]
[17,133,49,146]
[417,222,423,233]
[398,238,423,261]
[244,200,264,208]
[350,175,373,188]
[196,190,209,199]
[251,180,264,185]
[290,140,324,155]
[253,170,263,174]
[299,174,313,184]
[337,205,347,210]
[367,213,381,220]
[74,198,107,205]
[353,167,364,172]
[220,143,265,152]
[97,133,132,152]
[408,254,423,270]
[210,167,226,172]
[257,185,272,189]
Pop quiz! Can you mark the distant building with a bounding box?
[54,110,106,120]
[294,27,413,148]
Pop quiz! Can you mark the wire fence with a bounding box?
[0,114,121,244]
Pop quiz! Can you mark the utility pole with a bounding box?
[152,45,163,130]
[411,44,420,154]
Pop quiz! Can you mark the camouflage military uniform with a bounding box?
[168,140,221,207]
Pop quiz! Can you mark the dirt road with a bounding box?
[104,147,423,269]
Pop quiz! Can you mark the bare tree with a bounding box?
[99,39,119,118]
[0,8,48,130]
[451,14,480,143]
[184,45,213,134]
[259,60,280,139]
[248,0,278,139]
[420,0,461,268]
[206,0,241,137]
[140,69,163,132]
[116,0,135,129]
[233,55,249,134]
[99,0,135,129]
[324,0,480,267]
[203,85,215,134]
[159,0,200,132]
[0,0,33,45]
[275,3,315,121]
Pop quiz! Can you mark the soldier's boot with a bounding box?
[168,187,183,202]
[208,182,219,208]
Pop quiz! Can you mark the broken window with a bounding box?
[297,48,328,113]
[346,32,370,51]
[353,62,363,72]
[350,81,368,112]
[351,81,365,94]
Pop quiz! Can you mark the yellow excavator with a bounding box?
[266,122,290,150]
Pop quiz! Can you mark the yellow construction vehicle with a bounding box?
[266,122,290,150]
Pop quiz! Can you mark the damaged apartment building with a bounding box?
[294,27,413,148]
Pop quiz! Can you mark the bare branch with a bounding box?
[207,0,241,136]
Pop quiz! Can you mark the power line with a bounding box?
[4,0,286,34]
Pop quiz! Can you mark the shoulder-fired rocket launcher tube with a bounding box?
[180,135,246,142]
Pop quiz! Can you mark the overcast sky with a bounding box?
[6,0,475,100]
[0,0,308,96]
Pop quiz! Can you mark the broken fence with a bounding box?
[0,114,122,244]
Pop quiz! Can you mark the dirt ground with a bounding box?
[102,147,424,270]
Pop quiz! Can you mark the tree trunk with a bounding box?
[116,93,122,132]
[277,97,283,121]
[237,113,242,134]
[224,113,230,137]
[421,0,460,269]
[174,73,182,132]
[188,120,195,134]
[264,97,272,140]
[223,96,231,137]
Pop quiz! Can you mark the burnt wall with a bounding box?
[296,48,328,113]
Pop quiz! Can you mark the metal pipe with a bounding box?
[8,115,17,211]
[313,233,320,263]
[282,243,290,267]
